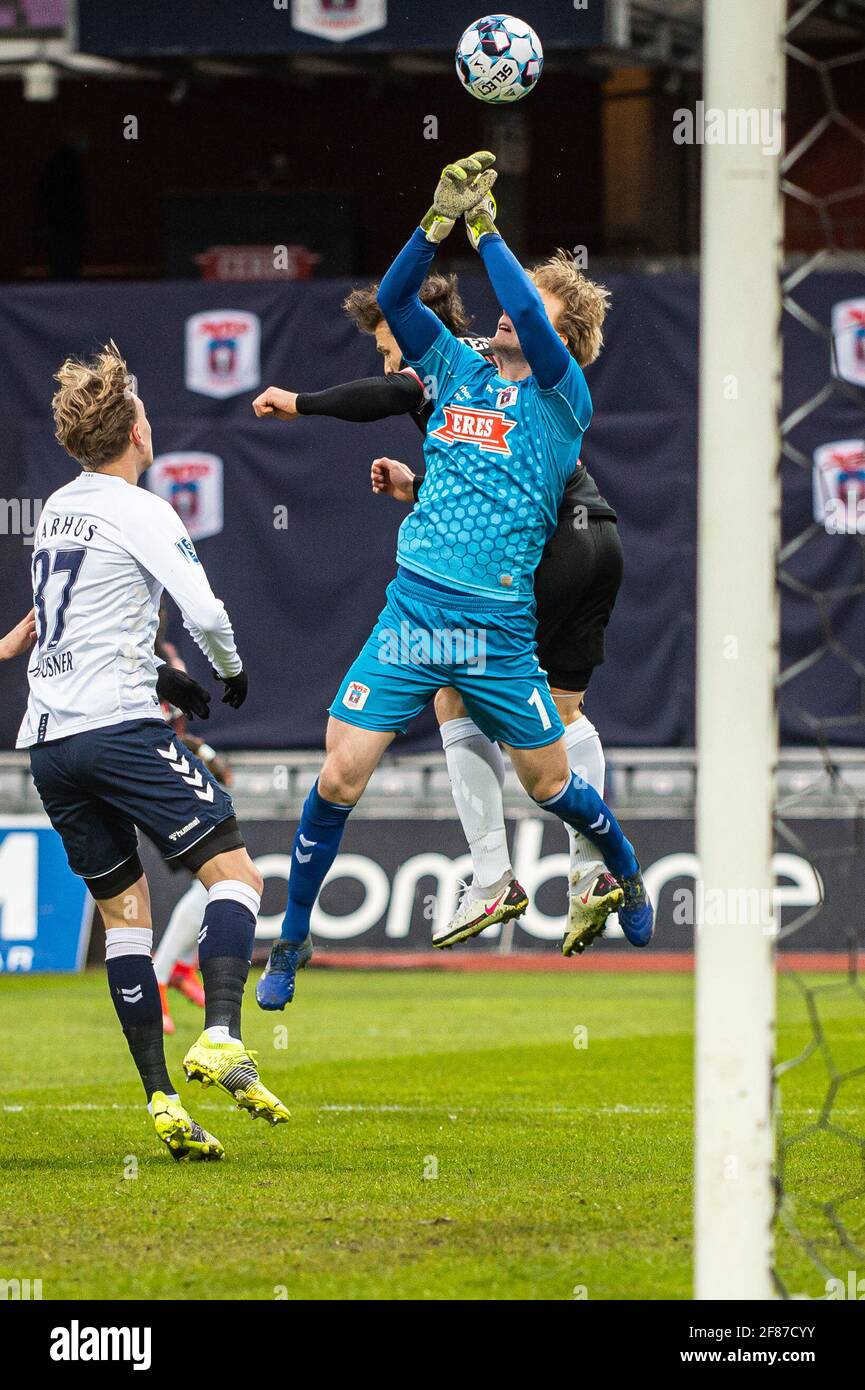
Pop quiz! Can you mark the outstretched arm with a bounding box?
[477,233,574,392]
[379,151,498,364]
[377,228,444,364]
[253,372,424,425]
[299,372,423,422]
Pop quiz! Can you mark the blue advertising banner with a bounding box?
[77,1,605,56]
[0,819,93,973]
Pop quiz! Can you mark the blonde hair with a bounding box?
[52,341,137,470]
[530,250,611,367]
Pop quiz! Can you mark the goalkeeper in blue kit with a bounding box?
[258,153,653,1007]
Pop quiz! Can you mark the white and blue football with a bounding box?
[456,14,544,104]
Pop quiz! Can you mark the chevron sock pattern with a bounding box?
[198,883,259,1036]
[535,772,639,882]
[563,716,607,880]
[105,941,173,1100]
[280,780,352,944]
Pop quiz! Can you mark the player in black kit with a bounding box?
[252,257,625,960]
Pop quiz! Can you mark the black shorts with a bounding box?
[533,516,624,692]
[29,718,242,898]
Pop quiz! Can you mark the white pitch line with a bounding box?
[318,1103,687,1116]
[4,1100,856,1118]
[3,1100,689,1116]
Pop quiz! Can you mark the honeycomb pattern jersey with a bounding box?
[397,325,593,602]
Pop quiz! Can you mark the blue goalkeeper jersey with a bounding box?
[397,325,593,602]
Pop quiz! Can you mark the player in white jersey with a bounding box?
[19,344,289,1161]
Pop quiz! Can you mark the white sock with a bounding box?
[207,878,261,916]
[204,1025,242,1046]
[440,717,511,890]
[147,1092,179,1115]
[563,715,607,881]
[153,879,208,986]
[105,926,153,960]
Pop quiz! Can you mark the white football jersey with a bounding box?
[17,470,242,748]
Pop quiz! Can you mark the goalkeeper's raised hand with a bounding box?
[465,191,499,251]
[421,151,497,244]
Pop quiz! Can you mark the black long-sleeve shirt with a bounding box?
[296,353,616,522]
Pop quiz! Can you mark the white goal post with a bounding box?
[695,0,785,1300]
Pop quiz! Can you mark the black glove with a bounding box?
[214,668,248,709]
[155,665,211,720]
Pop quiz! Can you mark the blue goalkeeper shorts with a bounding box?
[330,569,563,749]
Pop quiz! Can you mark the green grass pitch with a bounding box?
[1,968,862,1300]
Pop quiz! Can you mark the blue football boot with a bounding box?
[618,869,654,947]
[256,937,314,1010]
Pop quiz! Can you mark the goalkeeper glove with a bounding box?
[213,668,248,709]
[420,151,497,244]
[155,664,211,720]
[465,191,499,252]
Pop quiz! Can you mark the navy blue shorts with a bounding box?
[30,718,240,893]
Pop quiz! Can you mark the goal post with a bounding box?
[695,0,785,1300]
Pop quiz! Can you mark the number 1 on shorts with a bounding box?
[528,686,552,731]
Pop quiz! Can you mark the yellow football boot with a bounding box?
[183,1031,290,1125]
[150,1091,224,1161]
[562,870,624,957]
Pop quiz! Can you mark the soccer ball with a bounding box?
[455,14,544,104]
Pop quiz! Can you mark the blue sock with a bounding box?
[536,773,639,880]
[281,780,353,943]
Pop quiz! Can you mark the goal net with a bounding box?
[773,0,865,1300]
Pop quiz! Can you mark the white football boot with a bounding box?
[432,872,529,949]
